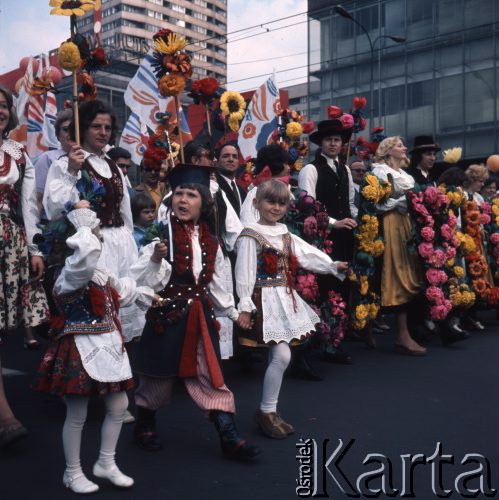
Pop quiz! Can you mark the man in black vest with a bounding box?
[216,142,246,217]
[298,119,357,262]
[298,120,357,364]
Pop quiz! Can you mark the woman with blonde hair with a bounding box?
[463,164,489,206]
[372,136,426,355]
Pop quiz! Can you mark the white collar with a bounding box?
[247,222,288,236]
[0,139,24,161]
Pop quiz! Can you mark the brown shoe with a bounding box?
[274,412,295,435]
[255,410,288,439]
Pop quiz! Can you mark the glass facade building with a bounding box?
[307,0,499,159]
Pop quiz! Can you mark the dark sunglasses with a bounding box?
[117,163,129,169]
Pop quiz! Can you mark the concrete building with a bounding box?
[77,0,227,83]
[307,0,499,159]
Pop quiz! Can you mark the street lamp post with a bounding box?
[333,5,405,128]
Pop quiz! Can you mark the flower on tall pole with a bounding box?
[49,0,104,145]
[150,29,192,164]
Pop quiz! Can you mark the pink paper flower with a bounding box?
[418,242,434,258]
[303,216,318,239]
[425,269,448,286]
[428,249,447,268]
[316,211,330,231]
[440,224,453,241]
[447,212,457,228]
[426,286,445,304]
[430,300,452,321]
[421,226,435,242]
[295,273,319,302]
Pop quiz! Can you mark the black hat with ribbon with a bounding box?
[309,119,352,146]
[410,135,441,153]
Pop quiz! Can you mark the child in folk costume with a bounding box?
[131,163,260,460]
[235,179,348,438]
[34,208,156,494]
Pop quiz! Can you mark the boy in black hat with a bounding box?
[297,119,357,363]
[407,135,441,186]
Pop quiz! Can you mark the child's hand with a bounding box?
[151,241,168,263]
[74,200,90,209]
[337,262,349,273]
[237,311,253,330]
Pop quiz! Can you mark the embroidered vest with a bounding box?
[51,281,120,338]
[238,228,296,288]
[84,158,124,227]
[312,152,351,220]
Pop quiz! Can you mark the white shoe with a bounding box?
[63,470,99,494]
[93,462,134,488]
[122,410,135,424]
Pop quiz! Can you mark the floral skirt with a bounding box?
[381,211,422,307]
[33,335,134,397]
[0,214,49,332]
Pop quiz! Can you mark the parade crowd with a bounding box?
[0,85,498,494]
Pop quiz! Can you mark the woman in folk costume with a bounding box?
[34,208,156,494]
[130,162,261,460]
[0,85,48,448]
[43,100,143,341]
[235,179,348,439]
[372,137,427,355]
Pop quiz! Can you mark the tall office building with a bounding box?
[70,0,228,127]
[307,0,499,159]
[77,0,227,81]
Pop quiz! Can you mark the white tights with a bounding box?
[260,342,291,413]
[63,392,128,477]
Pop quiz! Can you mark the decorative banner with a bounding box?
[120,50,191,164]
[238,76,280,159]
[93,0,102,34]
[27,57,48,159]
[42,89,60,149]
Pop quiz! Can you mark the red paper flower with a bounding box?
[327,105,342,118]
[353,96,367,109]
[301,121,315,134]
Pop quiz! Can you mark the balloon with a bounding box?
[19,56,39,74]
[486,155,499,173]
[43,67,63,85]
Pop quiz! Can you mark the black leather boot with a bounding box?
[210,411,262,461]
[288,343,323,381]
[134,406,162,451]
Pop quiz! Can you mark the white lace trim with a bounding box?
[0,139,24,161]
[260,287,320,344]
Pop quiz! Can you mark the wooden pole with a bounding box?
[205,104,212,137]
[174,95,185,164]
[70,15,80,145]
[72,71,80,145]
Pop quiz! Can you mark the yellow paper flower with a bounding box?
[49,0,95,16]
[442,147,462,164]
[355,304,369,321]
[58,41,82,71]
[360,276,368,295]
[286,122,303,140]
[153,33,188,55]
[220,90,246,119]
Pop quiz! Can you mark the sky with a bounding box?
[0,0,308,92]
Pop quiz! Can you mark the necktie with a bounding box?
[231,180,240,212]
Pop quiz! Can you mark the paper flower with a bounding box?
[286,122,303,140]
[153,32,187,55]
[442,147,462,164]
[158,74,186,97]
[220,90,246,132]
[58,41,82,71]
[49,0,95,16]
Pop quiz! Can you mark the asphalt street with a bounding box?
[1,312,498,500]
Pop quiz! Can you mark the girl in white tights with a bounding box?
[235,180,348,438]
[35,208,156,493]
